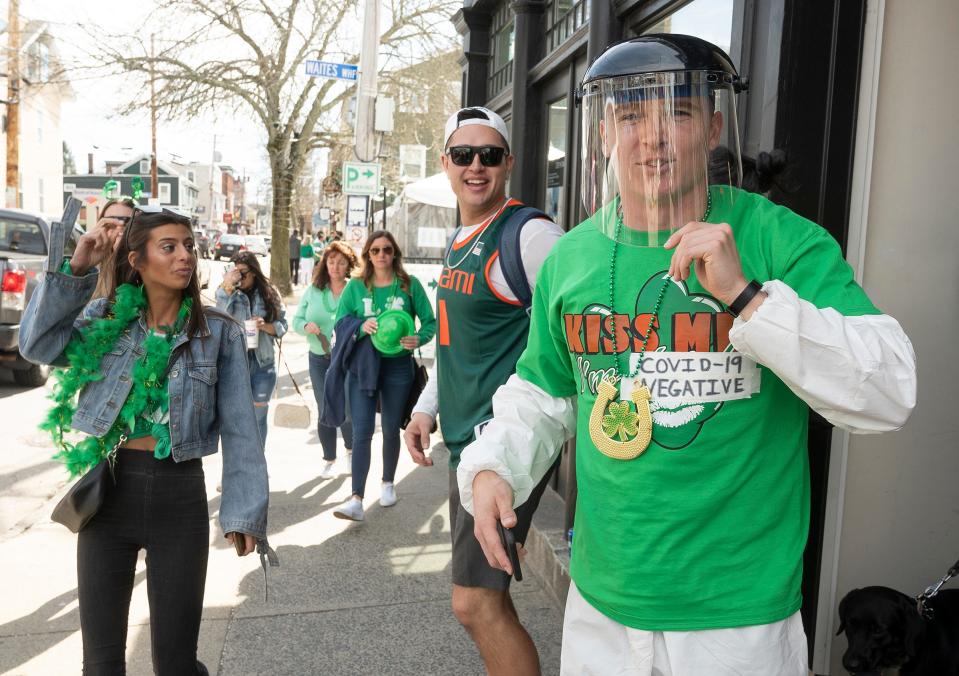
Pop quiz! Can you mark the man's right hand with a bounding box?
[472,470,517,575]
[403,412,434,466]
[70,217,125,275]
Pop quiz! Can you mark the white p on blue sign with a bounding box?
[305,60,358,81]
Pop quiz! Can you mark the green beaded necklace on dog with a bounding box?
[588,191,712,460]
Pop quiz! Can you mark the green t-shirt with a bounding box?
[292,285,343,355]
[300,242,315,259]
[336,275,437,355]
[518,185,879,631]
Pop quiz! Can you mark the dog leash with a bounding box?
[915,557,959,619]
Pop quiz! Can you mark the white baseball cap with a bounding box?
[443,107,510,151]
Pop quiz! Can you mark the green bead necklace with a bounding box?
[607,189,713,376]
[589,190,712,461]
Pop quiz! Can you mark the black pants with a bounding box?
[77,450,210,675]
[290,257,300,279]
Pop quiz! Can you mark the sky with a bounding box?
[25,1,306,192]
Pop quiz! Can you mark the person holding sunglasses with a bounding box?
[91,196,137,299]
[19,206,271,675]
[401,106,564,676]
[331,230,436,521]
[216,251,288,450]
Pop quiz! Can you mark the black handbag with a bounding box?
[401,360,429,430]
[51,451,117,533]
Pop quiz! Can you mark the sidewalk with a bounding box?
[0,300,564,675]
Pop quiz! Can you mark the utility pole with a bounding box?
[5,0,20,208]
[353,0,379,163]
[149,34,158,202]
[208,134,217,230]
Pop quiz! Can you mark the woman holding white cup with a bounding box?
[216,252,287,449]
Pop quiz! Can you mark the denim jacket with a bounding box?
[214,287,288,367]
[18,269,270,539]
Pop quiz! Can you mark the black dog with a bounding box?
[837,586,959,675]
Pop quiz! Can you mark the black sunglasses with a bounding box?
[446,145,508,167]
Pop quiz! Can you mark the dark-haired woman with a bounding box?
[18,207,269,675]
[332,231,435,521]
[92,196,137,299]
[216,251,288,450]
[293,240,356,478]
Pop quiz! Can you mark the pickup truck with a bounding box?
[0,208,80,387]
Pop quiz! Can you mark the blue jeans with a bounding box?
[248,352,277,450]
[308,352,353,461]
[348,355,414,499]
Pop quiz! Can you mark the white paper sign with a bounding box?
[621,351,761,405]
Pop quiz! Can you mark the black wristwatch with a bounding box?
[727,280,763,317]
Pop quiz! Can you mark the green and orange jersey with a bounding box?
[436,199,533,468]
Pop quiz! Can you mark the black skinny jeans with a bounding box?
[77,450,210,676]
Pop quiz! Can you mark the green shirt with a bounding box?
[518,185,879,631]
[436,202,532,468]
[292,285,343,355]
[335,275,437,355]
[300,242,315,259]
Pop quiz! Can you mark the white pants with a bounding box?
[561,583,808,676]
[298,257,314,285]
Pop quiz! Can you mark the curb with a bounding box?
[524,486,571,610]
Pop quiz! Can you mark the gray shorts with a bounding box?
[448,464,555,590]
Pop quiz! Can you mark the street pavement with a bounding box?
[0,275,564,675]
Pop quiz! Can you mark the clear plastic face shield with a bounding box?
[581,71,743,246]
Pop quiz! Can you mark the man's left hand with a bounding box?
[664,221,748,305]
[399,335,420,350]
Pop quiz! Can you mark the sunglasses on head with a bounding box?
[369,246,394,256]
[446,145,508,167]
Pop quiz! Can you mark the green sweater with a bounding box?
[292,285,344,355]
[335,275,436,355]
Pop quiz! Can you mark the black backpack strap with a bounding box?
[498,207,550,315]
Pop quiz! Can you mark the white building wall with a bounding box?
[819,1,959,673]
[0,82,64,215]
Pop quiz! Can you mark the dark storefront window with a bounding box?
[543,99,568,229]
[489,2,515,98]
[546,0,589,53]
[639,0,734,53]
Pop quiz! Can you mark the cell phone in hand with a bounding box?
[497,521,523,581]
[231,533,246,556]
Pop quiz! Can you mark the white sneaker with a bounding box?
[333,497,364,521]
[320,461,336,480]
[379,482,397,507]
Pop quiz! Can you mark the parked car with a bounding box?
[214,233,246,260]
[196,256,211,289]
[244,235,268,257]
[0,208,81,386]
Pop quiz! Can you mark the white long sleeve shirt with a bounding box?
[457,279,917,514]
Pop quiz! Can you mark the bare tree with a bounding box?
[89,0,458,294]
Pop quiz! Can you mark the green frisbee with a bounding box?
[371,309,415,355]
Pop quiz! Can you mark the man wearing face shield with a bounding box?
[455,34,917,673]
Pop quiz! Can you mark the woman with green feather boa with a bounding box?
[19,207,271,676]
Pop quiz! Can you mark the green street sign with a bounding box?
[342,162,381,195]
